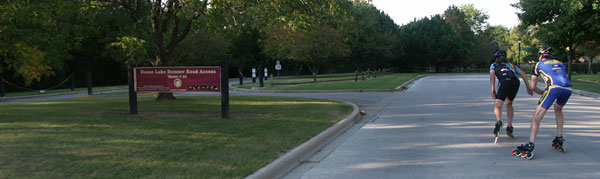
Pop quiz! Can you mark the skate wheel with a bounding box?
[521,152,534,159]
[525,153,534,160]
[559,147,566,153]
[512,150,521,157]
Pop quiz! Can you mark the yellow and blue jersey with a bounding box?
[532,59,572,88]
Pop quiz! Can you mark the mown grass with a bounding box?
[235,73,422,90]
[571,74,600,94]
[534,74,600,94]
[234,75,357,89]
[273,73,422,90]
[0,96,352,178]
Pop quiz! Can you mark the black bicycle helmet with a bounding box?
[494,50,507,58]
[538,46,553,56]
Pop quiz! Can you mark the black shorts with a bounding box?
[496,80,520,101]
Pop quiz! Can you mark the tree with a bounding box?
[0,1,80,86]
[515,0,600,79]
[460,4,489,34]
[261,0,352,79]
[116,0,210,67]
[443,5,475,69]
[263,24,349,79]
[398,15,465,72]
[345,1,397,72]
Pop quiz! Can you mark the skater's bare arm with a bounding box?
[530,75,544,95]
[518,70,533,96]
[490,71,496,99]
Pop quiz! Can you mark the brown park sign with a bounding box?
[134,67,221,92]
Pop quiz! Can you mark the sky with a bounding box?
[372,0,521,28]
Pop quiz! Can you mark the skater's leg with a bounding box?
[494,99,504,122]
[554,103,565,137]
[529,106,548,143]
[505,99,514,127]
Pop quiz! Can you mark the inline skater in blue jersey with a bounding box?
[490,50,532,143]
[512,47,572,159]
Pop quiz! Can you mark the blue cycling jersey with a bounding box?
[533,59,572,88]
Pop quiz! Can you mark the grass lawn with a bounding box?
[571,74,600,94]
[273,73,423,91]
[534,74,600,94]
[233,75,357,89]
[234,73,422,91]
[0,96,352,178]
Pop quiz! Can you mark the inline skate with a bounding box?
[511,142,534,159]
[552,136,566,153]
[506,126,514,139]
[493,120,502,143]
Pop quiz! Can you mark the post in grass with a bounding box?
[221,54,230,119]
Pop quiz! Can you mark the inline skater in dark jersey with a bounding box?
[490,50,532,143]
[512,47,572,159]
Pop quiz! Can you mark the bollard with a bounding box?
[86,72,93,95]
[252,67,256,83]
[270,74,274,87]
[264,68,268,81]
[355,70,358,82]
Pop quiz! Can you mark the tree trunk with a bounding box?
[589,57,593,75]
[156,92,176,101]
[567,44,574,80]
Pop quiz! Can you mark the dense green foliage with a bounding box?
[1,0,598,91]
[514,0,600,77]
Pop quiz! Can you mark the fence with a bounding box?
[0,72,95,97]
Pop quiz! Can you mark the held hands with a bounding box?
[526,87,533,96]
[533,87,544,95]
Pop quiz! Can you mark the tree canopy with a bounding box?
[2,0,598,90]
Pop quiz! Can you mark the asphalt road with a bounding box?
[3,74,599,178]
[284,74,600,179]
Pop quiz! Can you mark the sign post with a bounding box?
[86,72,93,95]
[259,65,264,87]
[70,73,75,91]
[221,54,230,119]
[275,60,281,76]
[0,76,5,97]
[128,64,137,114]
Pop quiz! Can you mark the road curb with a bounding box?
[245,101,360,179]
[573,89,600,99]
